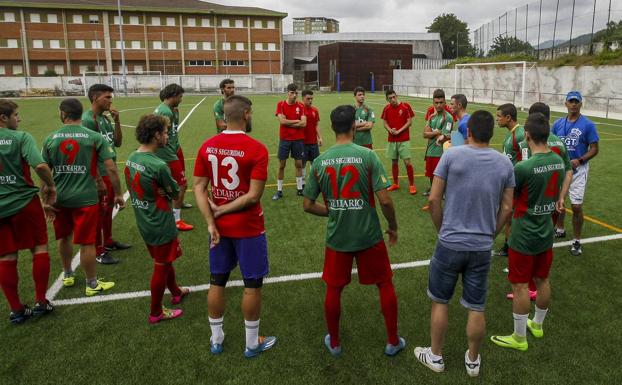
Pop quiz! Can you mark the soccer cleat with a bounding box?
[387,184,400,192]
[210,336,224,355]
[9,305,33,325]
[171,287,190,305]
[506,290,537,301]
[33,300,54,316]
[464,350,481,377]
[570,241,582,256]
[409,185,417,195]
[85,279,115,297]
[149,307,183,324]
[104,240,132,251]
[96,252,119,265]
[324,334,341,357]
[423,189,431,197]
[245,335,277,358]
[181,202,193,209]
[272,191,283,200]
[384,337,406,357]
[176,220,194,231]
[490,334,528,351]
[63,275,75,287]
[414,347,445,373]
[421,204,430,211]
[297,189,303,196]
[527,319,544,338]
[494,243,509,257]
[554,229,566,238]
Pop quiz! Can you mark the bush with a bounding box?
[43,69,57,77]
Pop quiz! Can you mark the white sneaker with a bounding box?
[414,346,444,373]
[464,349,481,377]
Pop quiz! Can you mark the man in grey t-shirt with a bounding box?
[414,110,515,378]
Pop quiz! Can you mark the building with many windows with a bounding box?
[0,0,286,76]
[293,17,339,35]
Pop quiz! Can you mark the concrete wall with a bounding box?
[393,65,622,118]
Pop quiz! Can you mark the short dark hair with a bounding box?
[159,83,184,101]
[224,95,252,122]
[467,110,495,143]
[524,112,550,144]
[87,84,114,103]
[219,78,234,90]
[497,103,518,121]
[529,102,551,121]
[385,89,396,98]
[287,83,298,92]
[353,86,365,96]
[330,105,356,135]
[451,94,468,109]
[59,98,83,120]
[432,89,445,99]
[135,114,168,144]
[0,99,18,119]
[301,89,313,97]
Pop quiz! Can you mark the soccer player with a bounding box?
[303,105,405,357]
[490,112,564,351]
[552,91,599,256]
[194,95,277,358]
[416,110,514,377]
[42,98,124,296]
[301,89,322,182]
[450,94,470,142]
[273,83,306,200]
[425,103,457,122]
[124,114,188,324]
[422,89,453,205]
[381,89,416,194]
[154,84,193,231]
[213,78,235,133]
[0,100,56,324]
[353,86,375,149]
[81,84,131,265]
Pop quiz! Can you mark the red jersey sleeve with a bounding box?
[380,105,389,121]
[193,143,210,178]
[425,106,435,121]
[298,102,306,118]
[275,101,284,116]
[405,103,415,118]
[251,143,269,181]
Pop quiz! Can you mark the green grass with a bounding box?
[2,93,622,384]
[443,49,622,68]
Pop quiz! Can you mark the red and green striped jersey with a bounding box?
[425,110,454,157]
[502,125,525,165]
[303,143,391,252]
[518,133,572,173]
[0,128,45,218]
[154,103,180,162]
[353,104,375,146]
[42,124,114,208]
[81,110,117,176]
[125,151,179,246]
[509,151,565,255]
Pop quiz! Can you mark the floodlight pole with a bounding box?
[117,0,128,96]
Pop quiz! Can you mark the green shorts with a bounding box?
[386,141,411,160]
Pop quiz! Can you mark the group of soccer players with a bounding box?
[0,80,599,371]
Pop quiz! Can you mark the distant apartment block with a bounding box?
[293,17,339,35]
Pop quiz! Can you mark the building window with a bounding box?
[268,43,276,51]
[30,13,41,23]
[235,42,244,51]
[113,15,120,24]
[202,42,212,50]
[267,20,275,29]
[54,65,64,75]
[221,60,244,66]
[254,43,263,51]
[167,41,177,49]
[47,14,58,23]
[253,20,262,28]
[37,65,47,75]
[188,41,197,50]
[151,16,160,26]
[134,65,143,73]
[51,40,61,49]
[75,40,85,49]
[188,60,213,67]
[129,16,140,25]
[4,39,18,48]
[72,14,83,24]
[33,40,43,49]
[131,41,141,49]
[186,17,196,27]
[153,41,162,50]
[221,19,230,28]
[389,59,402,69]
[222,42,230,50]
[12,65,22,74]
[115,41,126,49]
[2,12,16,22]
[89,15,99,23]
[0,65,4,75]
[91,40,102,49]
[201,18,210,27]
[166,17,175,26]
[79,65,88,74]
[235,19,243,28]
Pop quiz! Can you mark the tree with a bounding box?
[427,13,474,59]
[488,36,534,57]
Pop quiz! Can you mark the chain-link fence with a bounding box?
[473,0,622,58]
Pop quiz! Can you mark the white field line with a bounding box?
[46,97,207,300]
[51,233,622,306]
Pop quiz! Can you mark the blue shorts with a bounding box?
[278,139,304,161]
[209,233,269,280]
[427,242,491,312]
[303,144,320,163]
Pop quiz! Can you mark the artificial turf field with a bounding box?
[1,92,621,385]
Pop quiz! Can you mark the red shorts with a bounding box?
[99,175,114,208]
[176,147,186,172]
[425,156,441,178]
[323,241,393,287]
[147,238,182,264]
[508,247,553,283]
[168,159,187,186]
[0,197,48,256]
[361,144,373,149]
[53,204,99,245]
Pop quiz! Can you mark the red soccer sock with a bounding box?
[166,265,182,297]
[529,278,537,292]
[0,259,22,311]
[150,263,170,317]
[406,164,415,187]
[378,280,399,346]
[391,162,399,185]
[324,285,343,348]
[103,203,114,246]
[32,253,50,303]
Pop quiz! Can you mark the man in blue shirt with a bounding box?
[551,91,599,256]
[451,94,470,143]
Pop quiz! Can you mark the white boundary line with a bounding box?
[51,233,622,306]
[46,97,207,300]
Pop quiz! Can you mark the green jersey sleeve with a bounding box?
[370,151,391,192]
[213,99,225,121]
[41,136,51,165]
[368,107,375,123]
[513,162,527,191]
[81,115,97,131]
[95,133,115,163]
[560,146,572,172]
[303,161,321,200]
[21,132,45,167]
[158,163,180,199]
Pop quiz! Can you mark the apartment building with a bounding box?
[292,17,339,35]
